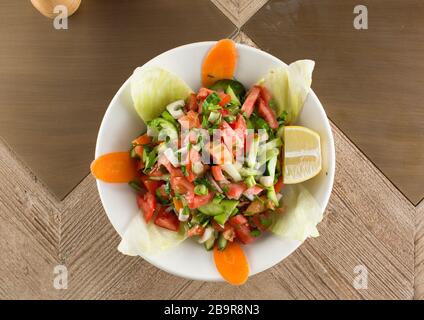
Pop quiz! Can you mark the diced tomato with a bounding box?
[211,166,226,182]
[252,212,272,232]
[230,214,248,226]
[139,175,163,194]
[229,215,255,244]
[170,176,195,194]
[241,86,260,118]
[159,156,184,177]
[137,192,157,223]
[187,93,198,112]
[197,87,214,100]
[157,184,170,201]
[132,134,151,146]
[243,185,263,198]
[233,115,247,156]
[245,196,266,214]
[257,97,278,129]
[259,85,272,106]
[185,148,202,182]
[274,176,284,193]
[133,145,144,158]
[226,183,247,200]
[219,107,230,118]
[187,192,214,209]
[154,206,180,231]
[178,110,201,129]
[187,225,205,237]
[218,92,231,107]
[219,121,237,155]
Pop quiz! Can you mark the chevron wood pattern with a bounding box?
[0,0,422,300]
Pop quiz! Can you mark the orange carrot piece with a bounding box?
[213,241,249,285]
[90,152,138,183]
[132,134,151,146]
[202,39,237,87]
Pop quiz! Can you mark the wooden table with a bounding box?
[0,0,423,299]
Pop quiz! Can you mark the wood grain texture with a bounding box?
[0,0,421,300]
[0,0,236,199]
[211,0,269,27]
[415,202,424,299]
[243,0,424,205]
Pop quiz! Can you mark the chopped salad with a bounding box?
[91,39,322,285]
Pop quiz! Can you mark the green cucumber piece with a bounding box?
[213,200,239,226]
[197,202,225,216]
[217,233,228,251]
[204,236,215,251]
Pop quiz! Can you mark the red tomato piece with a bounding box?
[274,176,284,193]
[187,225,205,237]
[170,176,195,195]
[257,97,278,129]
[197,87,214,100]
[211,166,226,182]
[241,86,260,118]
[229,215,255,244]
[154,206,180,231]
[226,183,247,200]
[252,212,272,232]
[243,185,264,198]
[139,175,163,194]
[159,156,184,177]
[259,85,272,106]
[178,110,201,129]
[137,192,157,223]
[187,93,198,112]
[187,192,214,209]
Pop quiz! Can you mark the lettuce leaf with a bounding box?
[118,213,187,257]
[131,66,193,122]
[270,184,323,242]
[262,60,315,124]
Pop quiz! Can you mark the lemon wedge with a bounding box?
[283,126,322,184]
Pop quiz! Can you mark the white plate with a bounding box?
[95,42,335,282]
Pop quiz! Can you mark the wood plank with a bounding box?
[0,138,61,299]
[0,0,236,199]
[211,0,269,27]
[415,202,424,299]
[243,0,424,204]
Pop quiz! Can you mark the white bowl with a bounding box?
[95,42,335,282]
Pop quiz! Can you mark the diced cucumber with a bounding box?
[217,233,228,251]
[204,236,215,251]
[226,86,241,106]
[197,202,225,216]
[213,200,239,225]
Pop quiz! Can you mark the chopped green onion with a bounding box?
[128,180,143,192]
[244,176,256,188]
[250,229,261,237]
[208,111,221,124]
[194,184,208,195]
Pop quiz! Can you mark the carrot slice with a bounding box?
[213,241,249,285]
[202,39,237,87]
[90,152,138,183]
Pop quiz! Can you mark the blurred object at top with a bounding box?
[31,0,81,18]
